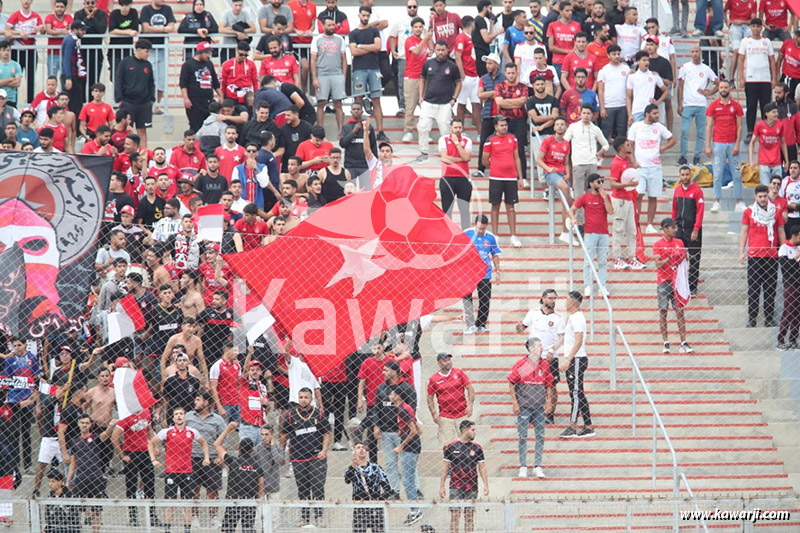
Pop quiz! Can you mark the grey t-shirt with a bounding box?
[185,411,227,458]
[221,8,253,45]
[311,34,346,76]
[516,383,547,410]
[257,4,293,28]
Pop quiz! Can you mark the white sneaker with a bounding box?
[714,29,724,37]
[645,224,658,234]
[534,466,546,478]
[722,182,734,189]
[285,465,294,478]
[710,201,721,213]
[558,232,578,245]
[402,132,413,142]
[584,286,592,297]
[510,235,522,248]
[518,466,528,478]
[522,179,530,189]
[627,258,647,270]
[735,202,747,212]
[690,29,703,36]
[613,258,629,270]
[348,417,362,425]
[331,442,348,451]
[463,325,477,335]
[475,135,481,143]
[301,524,318,529]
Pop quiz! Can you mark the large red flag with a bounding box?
[225,167,486,377]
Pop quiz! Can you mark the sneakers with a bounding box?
[679,341,694,353]
[690,29,703,36]
[301,524,318,529]
[510,235,522,248]
[693,155,701,166]
[668,27,681,35]
[522,179,530,189]
[348,416,362,425]
[722,182,734,189]
[714,29,724,37]
[576,427,596,438]
[471,170,485,177]
[534,466,546,478]
[777,342,789,350]
[402,132,413,142]
[285,465,294,478]
[627,258,647,270]
[545,413,555,425]
[518,466,528,478]
[560,427,578,438]
[613,258,629,270]
[663,342,670,353]
[463,325,477,335]
[475,326,487,333]
[677,156,688,166]
[584,286,592,297]
[542,188,549,199]
[645,224,658,234]
[559,232,578,245]
[415,153,428,163]
[376,131,390,143]
[362,97,373,115]
[331,442,348,451]
[734,202,747,212]
[710,201,721,213]
[402,511,423,526]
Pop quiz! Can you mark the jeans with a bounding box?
[671,0,689,30]
[396,58,406,112]
[399,451,420,511]
[583,233,609,289]
[223,404,241,423]
[680,106,706,159]
[759,165,783,185]
[47,51,61,78]
[517,406,545,468]
[695,0,723,32]
[600,107,627,141]
[712,142,742,200]
[381,432,402,492]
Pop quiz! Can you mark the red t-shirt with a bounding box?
[426,368,471,419]
[705,98,744,144]
[725,0,757,22]
[148,164,181,186]
[652,236,687,284]
[743,206,784,257]
[80,138,114,156]
[258,54,300,83]
[295,140,333,171]
[287,0,316,44]
[79,101,115,133]
[233,219,269,250]
[562,51,599,88]
[546,19,582,64]
[609,155,637,201]
[539,135,571,174]
[40,123,66,151]
[357,355,394,406]
[116,408,151,452]
[239,377,268,426]
[429,11,462,53]
[779,38,800,78]
[404,35,429,79]
[759,0,789,28]
[454,32,477,77]
[439,134,471,178]
[574,192,610,235]
[493,81,528,119]
[507,356,553,387]
[44,13,72,47]
[210,357,242,406]
[8,10,43,46]
[484,133,519,179]
[198,261,233,306]
[157,425,200,474]
[215,144,246,181]
[586,41,610,70]
[754,119,784,166]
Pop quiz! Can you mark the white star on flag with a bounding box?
[325,238,386,296]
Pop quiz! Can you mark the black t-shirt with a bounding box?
[279,84,315,123]
[135,289,159,324]
[194,173,227,204]
[140,4,176,45]
[147,304,181,356]
[224,454,264,499]
[256,34,294,56]
[280,120,312,168]
[373,381,416,432]
[472,15,490,57]
[198,307,236,362]
[443,440,485,491]
[582,18,617,41]
[526,94,560,135]
[70,433,107,481]
[51,365,87,389]
[397,403,421,455]
[648,56,673,99]
[421,58,461,104]
[281,406,330,461]
[106,191,135,223]
[109,8,140,45]
[179,58,220,102]
[349,27,381,71]
[163,374,201,413]
[137,195,166,227]
[58,403,86,456]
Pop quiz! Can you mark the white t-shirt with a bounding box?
[514,42,548,86]
[738,36,773,83]
[678,61,717,107]
[288,355,320,406]
[626,69,665,115]
[389,15,420,59]
[640,33,675,61]
[780,176,800,218]
[369,11,388,49]
[615,24,647,60]
[628,120,673,167]
[564,311,587,359]
[596,62,629,108]
[521,308,565,355]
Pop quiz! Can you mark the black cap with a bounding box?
[436,352,452,361]
[660,217,677,228]
[71,20,87,31]
[384,360,401,373]
[47,469,65,481]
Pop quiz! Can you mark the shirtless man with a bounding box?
[180,271,205,318]
[163,344,203,380]
[279,157,309,192]
[84,368,116,430]
[268,200,300,231]
[161,317,208,387]
[145,248,171,291]
[57,92,77,153]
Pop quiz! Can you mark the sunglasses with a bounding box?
[246,149,258,153]
[524,31,535,35]
[407,5,418,8]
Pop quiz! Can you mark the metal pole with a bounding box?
[568,223,574,290]
[548,185,555,244]
[652,415,658,489]
[610,312,617,390]
[632,371,637,436]
[589,281,595,340]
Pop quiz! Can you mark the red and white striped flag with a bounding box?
[196,204,224,243]
[107,294,146,344]
[38,381,57,395]
[113,367,157,421]
[673,259,691,309]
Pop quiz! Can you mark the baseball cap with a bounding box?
[115,357,130,368]
[384,360,401,373]
[120,205,135,216]
[436,352,452,361]
[47,469,65,481]
[59,345,74,353]
[0,89,8,99]
[249,360,263,368]
[645,36,659,44]
[71,20,87,31]
[20,107,34,118]
[196,41,212,53]
[178,173,194,184]
[660,217,677,228]
[481,52,501,65]
[207,242,221,252]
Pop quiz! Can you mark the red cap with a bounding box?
[645,36,659,44]
[196,41,212,53]
[178,173,195,184]
[120,205,135,216]
[207,242,221,252]
[249,360,263,367]
[115,357,130,368]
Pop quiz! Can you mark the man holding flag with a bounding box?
[652,218,693,354]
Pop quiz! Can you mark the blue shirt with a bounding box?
[504,25,526,58]
[0,59,22,103]
[3,352,40,404]
[465,228,502,279]
[578,88,600,111]
[17,125,40,148]
[479,71,506,119]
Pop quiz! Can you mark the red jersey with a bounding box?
[705,98,744,144]
[426,368,471,419]
[404,35,429,79]
[539,135,571,174]
[287,0,316,44]
[215,144,246,180]
[759,0,789,28]
[239,377,268,426]
[484,133,519,179]
[562,51,599,88]
[198,261,234,306]
[546,19,582,64]
[574,192,610,235]
[169,146,207,173]
[507,356,553,387]
[754,119,784,166]
[357,355,395,407]
[586,41,610,70]
[114,148,154,174]
[157,425,201,474]
[295,140,334,171]
[609,155,636,201]
[439,134,472,178]
[40,123,66,151]
[429,11,462,53]
[220,57,259,103]
[493,81,527,119]
[110,128,129,152]
[148,164,181,186]
[44,13,72,47]
[780,38,800,78]
[78,101,115,133]
[233,219,269,250]
[454,32,477,77]
[258,54,300,84]
[743,206,784,258]
[116,408,151,452]
[210,356,242,406]
[652,236,687,283]
[725,0,757,22]
[80,138,114,156]
[7,10,43,46]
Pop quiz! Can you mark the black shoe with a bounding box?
[693,155,701,165]
[576,427,596,438]
[376,130,390,143]
[745,132,753,143]
[325,104,335,114]
[677,156,688,166]
[545,413,555,425]
[416,489,424,499]
[746,320,757,328]
[31,489,39,499]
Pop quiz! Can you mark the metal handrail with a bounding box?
[680,472,710,533]
[555,187,617,389]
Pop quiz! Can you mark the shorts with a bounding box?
[636,166,663,198]
[352,68,382,98]
[456,76,479,105]
[120,101,153,129]
[191,459,223,491]
[548,357,561,384]
[317,74,347,101]
[272,381,291,411]
[729,23,751,48]
[296,46,311,63]
[543,172,565,187]
[450,487,477,506]
[37,436,62,465]
[72,477,106,499]
[164,472,195,499]
[657,281,676,310]
[489,179,519,205]
[632,111,645,122]
[223,404,241,423]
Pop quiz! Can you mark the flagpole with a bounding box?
[61,360,77,409]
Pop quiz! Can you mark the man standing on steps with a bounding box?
[738,18,775,142]
[558,291,595,438]
[440,420,489,533]
[474,53,504,178]
[508,337,552,478]
[482,115,523,248]
[439,118,473,230]
[493,63,529,189]
[426,352,474,446]
[570,172,613,299]
[463,214,501,335]
[416,40,461,163]
[677,44,718,167]
[705,79,745,214]
[652,218,694,354]
[672,165,705,297]
[740,184,786,328]
[349,7,389,143]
